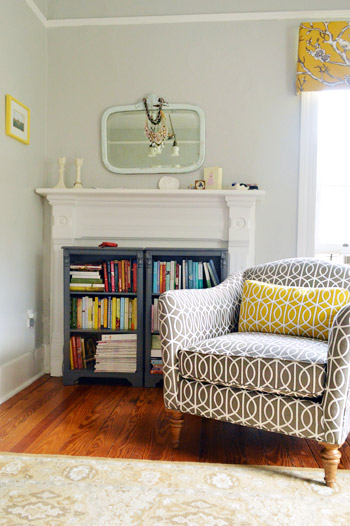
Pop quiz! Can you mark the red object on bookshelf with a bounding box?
[98,242,118,247]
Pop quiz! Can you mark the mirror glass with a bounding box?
[101,103,205,174]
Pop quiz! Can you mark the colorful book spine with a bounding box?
[116,298,120,329]
[132,261,137,292]
[153,261,158,293]
[110,261,115,292]
[120,297,125,329]
[102,263,108,291]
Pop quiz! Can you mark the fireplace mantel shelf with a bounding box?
[37,186,264,376]
[36,188,265,199]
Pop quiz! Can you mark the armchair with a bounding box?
[159,258,350,487]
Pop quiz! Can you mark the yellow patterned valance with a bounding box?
[297,22,350,93]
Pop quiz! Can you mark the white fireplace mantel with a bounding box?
[36,187,264,375]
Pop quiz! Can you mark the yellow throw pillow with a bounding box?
[238,280,350,340]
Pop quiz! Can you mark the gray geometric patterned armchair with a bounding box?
[159,258,350,487]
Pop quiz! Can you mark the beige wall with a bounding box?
[0,0,46,368]
[47,18,302,263]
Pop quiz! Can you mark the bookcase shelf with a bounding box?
[63,246,227,388]
[70,292,137,297]
[144,248,228,387]
[69,329,137,334]
[63,247,144,387]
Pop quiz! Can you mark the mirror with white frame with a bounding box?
[101,95,205,174]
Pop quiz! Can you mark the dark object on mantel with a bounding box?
[248,184,259,190]
[99,242,118,248]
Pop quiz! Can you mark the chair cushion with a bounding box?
[178,332,328,398]
[238,280,350,340]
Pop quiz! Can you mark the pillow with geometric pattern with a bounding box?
[238,280,350,340]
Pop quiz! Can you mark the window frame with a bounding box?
[297,92,319,257]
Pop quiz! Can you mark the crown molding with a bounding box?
[24,5,350,30]
[25,0,48,27]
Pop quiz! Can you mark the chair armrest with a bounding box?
[159,272,244,410]
[323,302,350,444]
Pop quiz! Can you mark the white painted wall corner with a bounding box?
[0,347,46,405]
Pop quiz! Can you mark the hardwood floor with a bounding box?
[1,375,350,468]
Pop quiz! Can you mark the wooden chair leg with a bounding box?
[320,443,342,488]
[167,409,184,449]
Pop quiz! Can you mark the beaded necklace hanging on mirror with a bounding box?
[144,97,168,151]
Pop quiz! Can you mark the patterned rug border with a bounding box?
[1,450,349,473]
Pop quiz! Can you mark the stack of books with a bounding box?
[70,264,104,292]
[150,334,163,374]
[94,334,137,373]
[152,259,220,293]
[151,298,159,332]
[70,296,137,330]
[70,336,96,369]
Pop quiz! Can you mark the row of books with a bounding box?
[70,336,96,370]
[70,296,137,330]
[151,298,159,333]
[95,334,137,373]
[69,260,137,293]
[152,259,220,294]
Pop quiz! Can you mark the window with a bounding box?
[315,91,350,256]
[297,90,350,262]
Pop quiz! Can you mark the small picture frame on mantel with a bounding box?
[5,95,30,145]
[204,167,223,190]
[195,180,206,190]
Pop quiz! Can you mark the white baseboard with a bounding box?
[0,347,46,405]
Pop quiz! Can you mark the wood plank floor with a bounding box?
[1,375,349,468]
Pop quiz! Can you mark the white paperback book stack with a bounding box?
[94,334,137,373]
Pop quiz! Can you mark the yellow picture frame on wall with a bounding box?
[5,95,30,144]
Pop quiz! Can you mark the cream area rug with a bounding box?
[0,453,349,526]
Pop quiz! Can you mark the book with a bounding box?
[120,297,125,329]
[70,284,104,291]
[70,271,101,278]
[203,262,212,288]
[207,261,218,287]
[188,260,193,288]
[71,278,103,284]
[70,337,74,369]
[151,334,161,349]
[70,264,102,271]
[110,261,115,292]
[208,259,220,286]
[132,261,137,293]
[102,263,108,291]
[198,262,203,289]
[101,333,137,341]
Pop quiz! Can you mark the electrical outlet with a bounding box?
[27,310,35,328]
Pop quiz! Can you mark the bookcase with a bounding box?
[144,248,228,387]
[63,247,144,387]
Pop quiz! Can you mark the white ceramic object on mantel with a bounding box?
[74,158,84,189]
[232,183,249,191]
[158,175,180,190]
[54,157,67,188]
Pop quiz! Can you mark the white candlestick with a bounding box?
[54,157,66,188]
[74,158,84,189]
